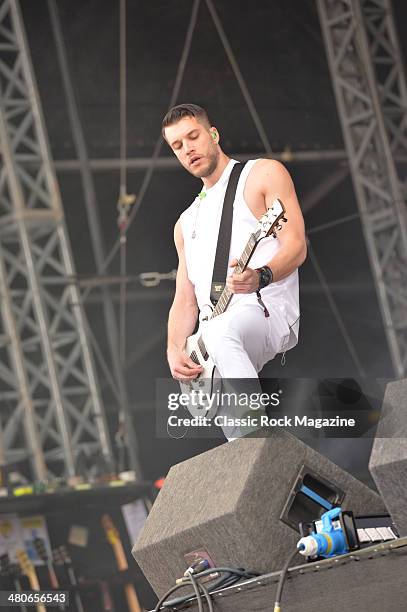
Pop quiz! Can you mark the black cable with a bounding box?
[274,547,302,612]
[194,577,215,612]
[153,582,192,611]
[157,567,258,609]
[188,574,206,612]
[209,572,240,589]
[200,582,215,612]
[194,566,259,580]
[161,572,234,608]
[152,578,213,611]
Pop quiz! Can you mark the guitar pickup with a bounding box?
[197,337,209,361]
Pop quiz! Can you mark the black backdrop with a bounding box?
[16,0,407,481]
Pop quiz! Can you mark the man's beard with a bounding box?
[188,150,218,178]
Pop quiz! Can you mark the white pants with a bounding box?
[201,301,291,440]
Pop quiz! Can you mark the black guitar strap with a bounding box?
[210,161,246,306]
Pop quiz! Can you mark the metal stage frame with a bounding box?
[317,0,407,378]
[0,0,113,480]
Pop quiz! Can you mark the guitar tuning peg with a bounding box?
[277,224,282,230]
[282,217,287,222]
[272,231,276,239]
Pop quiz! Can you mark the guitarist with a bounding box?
[163,103,306,438]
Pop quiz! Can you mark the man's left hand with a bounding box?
[226,258,259,294]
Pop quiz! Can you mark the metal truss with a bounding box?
[359,0,407,167]
[317,0,407,377]
[0,0,113,480]
[47,0,141,476]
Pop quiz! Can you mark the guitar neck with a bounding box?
[16,551,46,612]
[61,560,85,612]
[110,539,142,612]
[124,583,142,612]
[99,580,115,612]
[26,570,46,612]
[33,538,59,589]
[47,564,59,590]
[102,515,143,612]
[211,233,258,319]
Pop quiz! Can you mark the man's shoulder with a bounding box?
[247,158,292,192]
[248,158,288,177]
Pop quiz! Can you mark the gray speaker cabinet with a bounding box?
[133,431,385,596]
[369,378,407,536]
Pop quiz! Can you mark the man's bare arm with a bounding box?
[261,159,306,279]
[227,160,306,294]
[167,221,203,379]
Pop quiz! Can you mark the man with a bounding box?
[163,103,306,438]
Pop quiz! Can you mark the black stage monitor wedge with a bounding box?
[133,430,385,596]
[369,378,407,536]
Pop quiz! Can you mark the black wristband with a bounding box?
[256,266,273,290]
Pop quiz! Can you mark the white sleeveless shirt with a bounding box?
[179,159,300,348]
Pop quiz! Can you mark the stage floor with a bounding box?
[150,536,407,611]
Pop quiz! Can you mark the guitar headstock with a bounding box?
[33,537,48,563]
[53,545,71,566]
[254,198,287,240]
[101,514,119,547]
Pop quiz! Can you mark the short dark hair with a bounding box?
[161,103,211,139]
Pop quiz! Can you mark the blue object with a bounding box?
[300,484,333,511]
[312,507,348,558]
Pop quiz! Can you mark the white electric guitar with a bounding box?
[180,198,287,418]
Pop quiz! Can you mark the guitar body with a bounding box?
[179,325,217,418]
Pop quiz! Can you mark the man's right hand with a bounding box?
[167,348,203,381]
